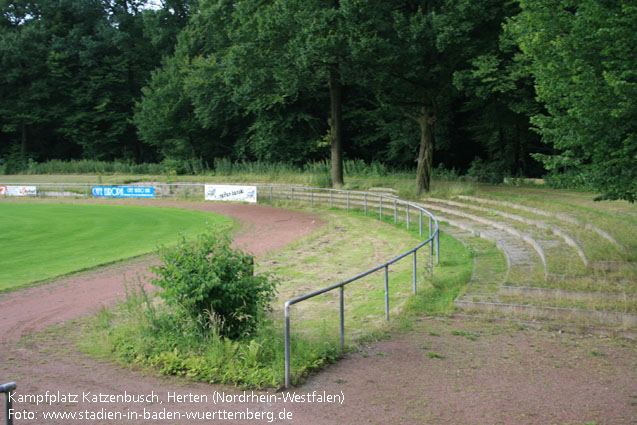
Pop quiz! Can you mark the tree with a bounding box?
[191,0,348,184]
[452,2,544,180]
[508,0,637,202]
[344,0,510,194]
[1,0,183,165]
[0,0,56,165]
[135,1,238,162]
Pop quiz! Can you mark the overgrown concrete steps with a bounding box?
[545,274,636,293]
[425,213,546,306]
[426,198,589,269]
[425,198,590,276]
[456,195,624,251]
[498,285,636,303]
[415,196,635,330]
[416,200,549,280]
[461,291,636,312]
[440,196,636,275]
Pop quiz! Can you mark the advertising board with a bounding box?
[204,185,257,203]
[91,186,155,198]
[0,185,37,196]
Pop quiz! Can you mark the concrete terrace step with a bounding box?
[547,273,636,291]
[498,285,636,303]
[454,299,637,328]
[588,261,637,273]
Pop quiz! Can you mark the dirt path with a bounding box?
[0,200,321,343]
[2,317,634,424]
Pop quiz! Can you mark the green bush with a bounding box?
[466,157,505,184]
[88,281,340,388]
[160,158,190,175]
[343,159,388,177]
[431,163,460,181]
[151,231,278,339]
[544,169,596,191]
[1,147,27,174]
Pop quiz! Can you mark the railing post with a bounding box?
[429,217,433,259]
[270,187,273,203]
[430,244,434,279]
[394,200,397,224]
[406,204,410,230]
[291,187,294,201]
[379,197,383,220]
[364,194,367,216]
[1,382,16,425]
[6,389,11,425]
[284,303,291,389]
[419,211,422,237]
[413,251,417,294]
[436,230,440,264]
[347,192,350,211]
[384,266,390,321]
[339,286,345,350]
[330,191,333,208]
[311,188,314,207]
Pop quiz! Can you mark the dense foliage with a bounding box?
[1,0,634,200]
[507,0,637,202]
[151,231,278,339]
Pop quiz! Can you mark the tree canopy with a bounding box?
[507,0,636,202]
[1,0,634,200]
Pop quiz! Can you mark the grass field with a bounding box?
[0,202,234,291]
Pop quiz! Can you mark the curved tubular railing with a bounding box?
[256,186,439,388]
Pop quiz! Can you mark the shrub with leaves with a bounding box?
[151,231,278,339]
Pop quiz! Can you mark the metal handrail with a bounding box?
[259,186,439,388]
[1,382,16,425]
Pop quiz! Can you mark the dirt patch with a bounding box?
[301,318,636,425]
[1,317,634,424]
[0,200,321,343]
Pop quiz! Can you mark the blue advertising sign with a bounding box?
[92,186,155,198]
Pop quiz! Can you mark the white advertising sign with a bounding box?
[205,185,257,203]
[0,185,37,196]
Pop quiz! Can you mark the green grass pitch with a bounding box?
[0,202,234,291]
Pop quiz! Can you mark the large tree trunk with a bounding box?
[410,106,436,195]
[328,67,344,187]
